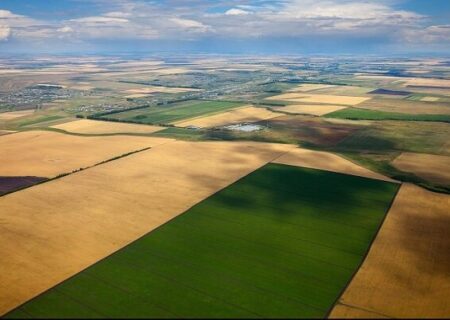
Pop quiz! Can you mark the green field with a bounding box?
[4,164,399,318]
[326,107,450,123]
[102,100,244,124]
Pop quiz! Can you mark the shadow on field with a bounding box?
[0,176,47,196]
[397,210,450,278]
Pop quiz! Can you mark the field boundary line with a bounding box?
[1,142,286,317]
[0,146,155,198]
[325,182,403,318]
[270,150,397,183]
[334,302,392,319]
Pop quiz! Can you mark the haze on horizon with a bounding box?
[0,0,449,55]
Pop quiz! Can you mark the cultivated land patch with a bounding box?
[287,83,336,92]
[0,130,170,177]
[403,77,450,88]
[174,106,281,128]
[264,115,364,147]
[273,104,347,116]
[325,107,450,123]
[4,164,399,318]
[103,100,244,125]
[311,86,374,96]
[273,148,395,182]
[0,110,35,120]
[357,98,450,115]
[124,86,200,94]
[420,96,440,102]
[330,184,450,318]
[0,140,295,315]
[52,119,164,135]
[266,93,370,106]
[392,153,450,186]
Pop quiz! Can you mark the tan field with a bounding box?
[52,119,164,135]
[420,96,440,102]
[125,86,200,94]
[311,86,374,96]
[288,84,336,92]
[0,110,35,120]
[330,184,450,318]
[0,140,295,315]
[174,106,281,128]
[124,93,152,98]
[358,98,450,115]
[392,153,450,185]
[266,93,371,106]
[273,104,347,116]
[272,148,395,182]
[0,130,170,177]
[405,78,450,88]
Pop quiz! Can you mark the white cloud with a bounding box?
[70,16,129,25]
[403,24,450,43]
[0,0,447,50]
[225,8,250,16]
[0,25,10,40]
[57,26,73,33]
[170,17,210,33]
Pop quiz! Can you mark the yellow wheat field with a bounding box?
[0,110,35,120]
[0,140,295,315]
[174,106,281,128]
[52,119,164,135]
[272,148,395,182]
[288,84,335,92]
[125,86,200,94]
[330,183,450,318]
[420,96,440,102]
[392,152,450,186]
[0,130,171,177]
[274,104,347,116]
[266,93,370,106]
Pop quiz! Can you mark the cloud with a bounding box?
[0,1,448,52]
[170,17,210,32]
[403,24,450,43]
[58,26,73,33]
[225,8,250,16]
[0,24,10,40]
[70,16,129,26]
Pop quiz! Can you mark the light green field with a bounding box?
[4,164,399,319]
[326,107,450,123]
[102,100,244,124]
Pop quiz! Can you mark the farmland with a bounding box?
[99,100,244,125]
[0,54,449,319]
[392,153,450,185]
[330,184,450,318]
[4,164,399,318]
[0,130,169,177]
[0,140,294,315]
[326,107,450,122]
[266,93,370,106]
[272,104,347,116]
[52,119,164,135]
[174,106,281,128]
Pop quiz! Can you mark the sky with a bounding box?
[0,0,449,55]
